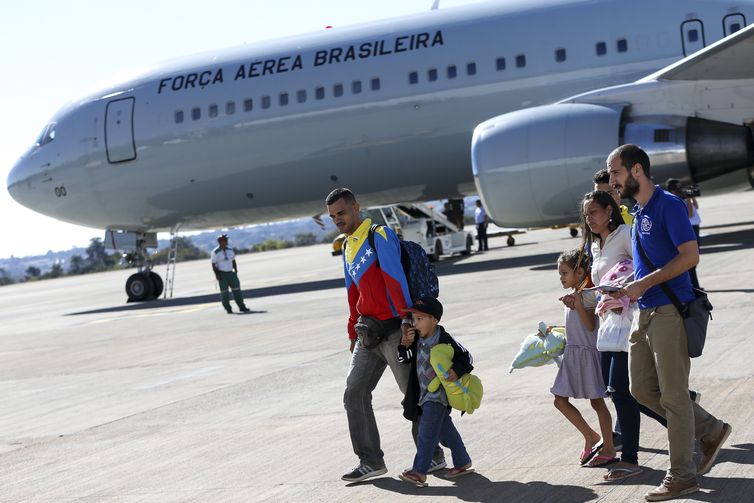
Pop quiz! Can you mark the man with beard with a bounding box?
[325,188,446,483]
[607,144,730,502]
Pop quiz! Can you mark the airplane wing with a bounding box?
[639,22,754,81]
[561,23,754,126]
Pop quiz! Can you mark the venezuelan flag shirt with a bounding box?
[343,219,412,340]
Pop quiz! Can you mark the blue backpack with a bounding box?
[367,224,440,301]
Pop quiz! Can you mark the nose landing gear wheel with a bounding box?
[126,272,154,302]
[149,272,164,299]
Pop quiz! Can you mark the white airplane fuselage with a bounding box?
[8,0,754,232]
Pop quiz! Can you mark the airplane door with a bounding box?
[105,97,136,163]
[681,20,706,56]
[723,13,746,36]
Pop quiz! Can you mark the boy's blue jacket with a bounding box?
[397,325,473,421]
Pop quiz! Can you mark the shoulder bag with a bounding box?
[634,230,712,358]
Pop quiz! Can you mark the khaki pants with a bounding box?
[629,304,723,479]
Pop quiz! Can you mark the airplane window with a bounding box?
[352,80,362,94]
[315,86,325,100]
[244,99,253,112]
[297,90,306,103]
[36,122,57,145]
[174,111,184,124]
[279,93,289,106]
[515,54,526,68]
[371,78,380,91]
[209,104,218,118]
[447,65,457,78]
[262,96,271,109]
[409,71,419,84]
[617,38,628,52]
[496,57,506,71]
[596,41,607,56]
[334,83,344,97]
[226,101,235,115]
[428,68,438,82]
[687,29,699,43]
[555,48,566,62]
[466,62,477,75]
[191,107,201,120]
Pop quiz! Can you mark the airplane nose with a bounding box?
[7,157,25,199]
[7,155,36,210]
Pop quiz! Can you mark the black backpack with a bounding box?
[365,224,440,301]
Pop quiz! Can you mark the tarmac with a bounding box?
[1,189,752,502]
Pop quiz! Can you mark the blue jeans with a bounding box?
[344,327,444,467]
[413,400,470,475]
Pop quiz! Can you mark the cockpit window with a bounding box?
[36,123,56,146]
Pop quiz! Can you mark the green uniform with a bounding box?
[211,245,248,313]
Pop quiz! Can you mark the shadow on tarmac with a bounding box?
[692,444,754,502]
[67,225,754,316]
[67,278,343,315]
[369,473,599,502]
[698,227,754,254]
[359,444,754,501]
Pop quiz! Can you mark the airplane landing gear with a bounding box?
[120,234,163,302]
[125,271,164,302]
[126,272,153,301]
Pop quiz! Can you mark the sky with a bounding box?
[0,0,480,259]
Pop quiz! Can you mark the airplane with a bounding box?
[7,0,754,301]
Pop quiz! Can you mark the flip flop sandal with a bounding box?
[603,466,643,482]
[586,455,620,467]
[446,466,475,478]
[399,471,428,487]
[579,439,604,465]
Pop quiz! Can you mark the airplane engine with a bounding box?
[471,103,623,228]
[472,104,754,227]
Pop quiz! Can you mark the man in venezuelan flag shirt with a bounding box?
[326,188,445,483]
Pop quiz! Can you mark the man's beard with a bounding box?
[619,172,640,199]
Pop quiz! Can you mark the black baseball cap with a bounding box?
[402,296,443,321]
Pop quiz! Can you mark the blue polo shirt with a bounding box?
[632,186,696,309]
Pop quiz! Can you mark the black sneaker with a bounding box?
[239,307,251,313]
[225,309,233,314]
[341,463,387,483]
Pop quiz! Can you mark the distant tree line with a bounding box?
[0,231,343,287]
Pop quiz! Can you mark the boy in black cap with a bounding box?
[397,297,475,486]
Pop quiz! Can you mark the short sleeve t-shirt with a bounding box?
[211,246,236,272]
[474,206,487,225]
[632,187,696,308]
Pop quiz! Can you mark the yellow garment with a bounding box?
[620,205,633,226]
[427,344,483,414]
